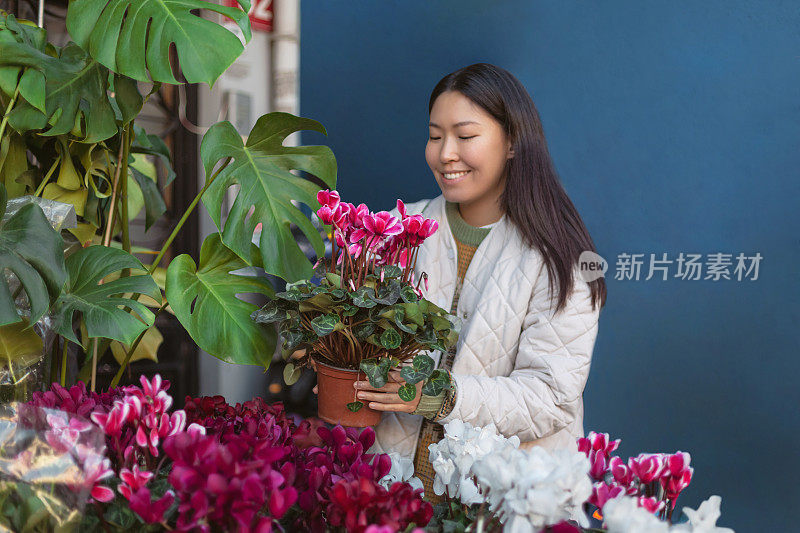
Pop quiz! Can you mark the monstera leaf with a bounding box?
[201,113,337,282]
[0,185,67,326]
[0,14,47,112]
[51,246,160,345]
[66,0,252,86]
[165,233,277,366]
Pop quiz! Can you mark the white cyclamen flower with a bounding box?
[379,452,424,493]
[603,495,670,533]
[671,495,735,533]
[428,421,519,505]
[473,445,592,530]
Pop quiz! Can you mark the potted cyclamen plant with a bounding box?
[252,190,459,427]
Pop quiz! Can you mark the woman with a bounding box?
[350,63,606,500]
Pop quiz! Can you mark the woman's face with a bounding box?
[425,90,513,208]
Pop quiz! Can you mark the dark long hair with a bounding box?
[429,63,606,313]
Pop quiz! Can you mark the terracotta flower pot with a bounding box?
[315,358,382,427]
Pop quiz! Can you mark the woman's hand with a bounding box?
[354,370,423,413]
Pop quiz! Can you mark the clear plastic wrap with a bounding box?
[1,196,76,402]
[0,403,103,531]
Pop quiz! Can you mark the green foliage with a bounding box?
[51,245,159,345]
[66,0,253,86]
[0,186,66,325]
[166,233,277,367]
[200,114,337,282]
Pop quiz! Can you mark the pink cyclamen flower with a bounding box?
[81,453,115,503]
[44,413,93,453]
[589,481,624,509]
[396,199,407,218]
[578,431,621,457]
[317,189,340,210]
[363,211,403,239]
[664,451,691,476]
[118,465,154,500]
[638,496,666,514]
[128,487,175,524]
[91,401,132,437]
[609,456,637,494]
[661,467,693,504]
[590,451,609,481]
[628,453,666,484]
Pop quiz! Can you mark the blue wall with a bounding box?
[300,2,799,529]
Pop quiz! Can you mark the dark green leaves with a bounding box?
[346,401,363,412]
[400,354,434,385]
[422,369,452,396]
[283,362,302,386]
[359,356,399,389]
[352,286,377,308]
[51,246,159,344]
[0,188,66,325]
[200,114,336,283]
[166,233,276,366]
[66,0,253,86]
[398,383,416,402]
[310,314,338,337]
[379,327,401,350]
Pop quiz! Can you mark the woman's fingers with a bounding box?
[353,380,401,393]
[366,402,415,413]
[312,384,318,394]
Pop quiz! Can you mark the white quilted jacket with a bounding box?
[369,195,602,461]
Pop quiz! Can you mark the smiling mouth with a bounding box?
[441,170,470,181]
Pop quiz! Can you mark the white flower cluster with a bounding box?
[379,452,424,493]
[604,495,734,533]
[427,420,519,505]
[428,420,593,532]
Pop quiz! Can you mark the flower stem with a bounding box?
[149,157,231,274]
[110,301,168,389]
[0,86,19,142]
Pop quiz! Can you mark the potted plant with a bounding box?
[252,190,460,427]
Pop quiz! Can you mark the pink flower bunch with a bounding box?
[315,190,438,289]
[326,476,432,533]
[163,430,298,532]
[577,431,621,481]
[578,432,695,522]
[28,381,114,420]
[183,396,316,448]
[90,375,188,467]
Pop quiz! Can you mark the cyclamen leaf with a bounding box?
[422,369,452,397]
[400,354,435,385]
[310,314,338,337]
[51,246,159,344]
[400,284,419,303]
[200,114,336,282]
[283,362,302,386]
[352,286,377,308]
[379,327,401,350]
[251,300,283,324]
[346,401,363,413]
[360,358,389,389]
[398,383,417,402]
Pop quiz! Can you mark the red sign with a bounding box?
[226,0,273,33]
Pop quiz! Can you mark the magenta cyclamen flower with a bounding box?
[363,211,403,239]
[317,189,340,210]
[628,453,666,484]
[118,464,154,500]
[659,453,693,504]
[589,481,624,509]
[128,487,176,525]
[578,431,621,457]
[638,495,666,514]
[609,456,637,494]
